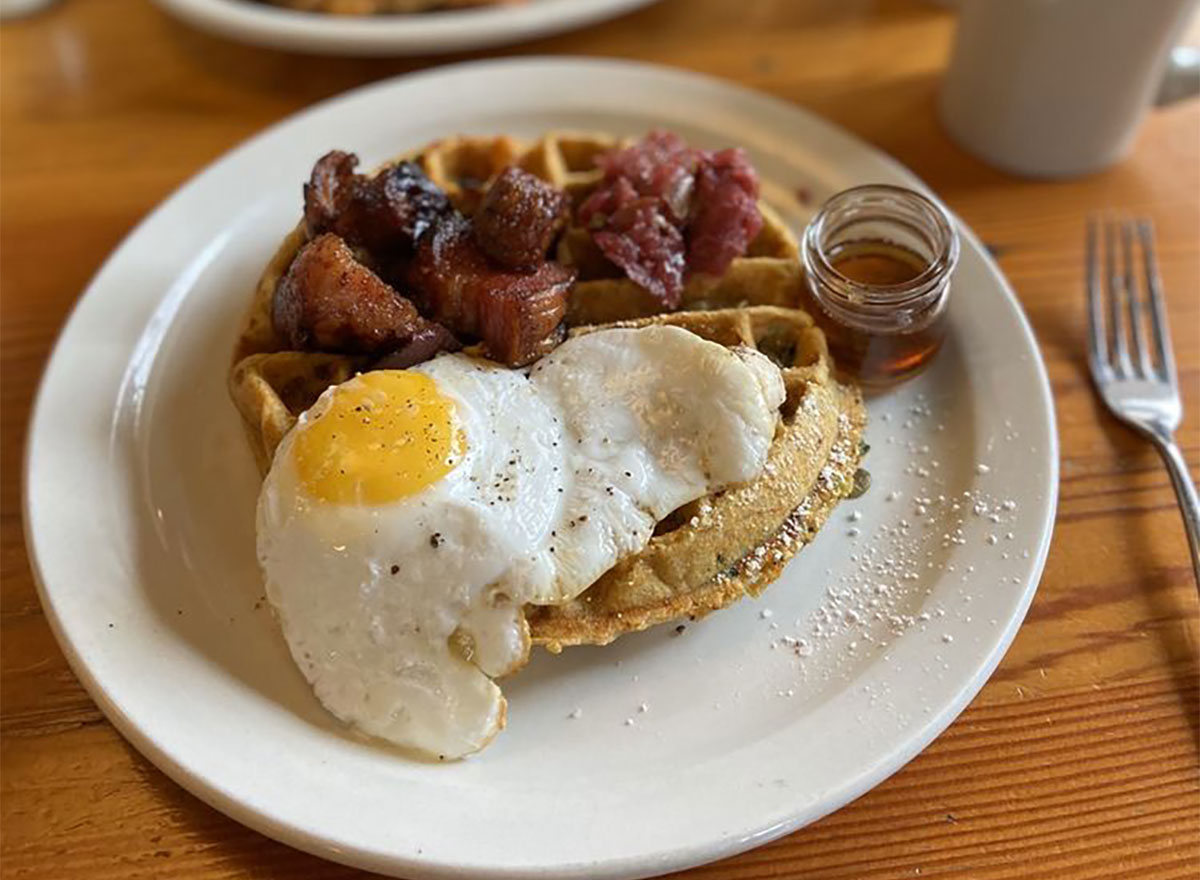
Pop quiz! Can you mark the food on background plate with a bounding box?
[261,0,522,16]
[229,130,866,758]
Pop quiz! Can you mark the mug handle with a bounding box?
[1156,46,1200,105]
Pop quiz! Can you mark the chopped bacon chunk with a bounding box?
[580,177,688,306]
[687,147,763,276]
[408,216,573,366]
[578,132,763,306]
[372,324,463,371]
[593,130,697,223]
[303,151,451,256]
[289,151,577,369]
[303,150,357,241]
[472,167,569,269]
[593,196,686,308]
[273,233,457,356]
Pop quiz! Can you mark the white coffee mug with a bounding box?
[939,0,1199,178]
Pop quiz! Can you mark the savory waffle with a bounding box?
[232,303,864,650]
[229,133,863,652]
[526,306,865,650]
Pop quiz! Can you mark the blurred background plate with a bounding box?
[151,0,659,55]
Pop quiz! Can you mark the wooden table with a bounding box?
[3,1,1198,877]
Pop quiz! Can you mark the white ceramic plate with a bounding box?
[152,0,658,55]
[25,59,1057,879]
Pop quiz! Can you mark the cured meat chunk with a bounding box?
[372,324,463,370]
[591,194,686,308]
[592,130,698,223]
[686,148,763,277]
[578,132,764,304]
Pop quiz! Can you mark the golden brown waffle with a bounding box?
[228,137,862,652]
[229,134,867,751]
[526,306,866,650]
[229,351,365,475]
[229,131,806,478]
[231,303,864,652]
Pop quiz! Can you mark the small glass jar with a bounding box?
[800,184,960,389]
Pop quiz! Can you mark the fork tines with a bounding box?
[1086,215,1177,386]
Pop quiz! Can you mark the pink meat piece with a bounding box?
[594,197,686,308]
[578,132,763,306]
[686,147,764,277]
[593,130,698,223]
[579,135,696,304]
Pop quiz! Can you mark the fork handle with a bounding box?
[1148,427,1200,590]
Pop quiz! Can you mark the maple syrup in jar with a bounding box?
[801,185,960,389]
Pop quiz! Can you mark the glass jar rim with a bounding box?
[803,184,960,304]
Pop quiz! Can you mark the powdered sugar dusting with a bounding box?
[536,384,1041,742]
[761,391,1029,689]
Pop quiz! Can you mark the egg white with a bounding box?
[257,326,785,759]
[257,360,565,757]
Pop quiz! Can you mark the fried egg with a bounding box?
[257,326,785,758]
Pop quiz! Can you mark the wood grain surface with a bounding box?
[2,1,1198,878]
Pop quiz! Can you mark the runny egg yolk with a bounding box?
[292,371,464,505]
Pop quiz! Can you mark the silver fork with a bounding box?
[1086,217,1200,589]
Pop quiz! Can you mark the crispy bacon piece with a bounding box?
[408,216,573,366]
[303,151,451,256]
[303,150,357,241]
[293,152,575,367]
[372,325,463,371]
[274,233,457,356]
[472,167,569,269]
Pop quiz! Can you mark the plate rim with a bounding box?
[151,0,660,55]
[23,56,1060,880]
